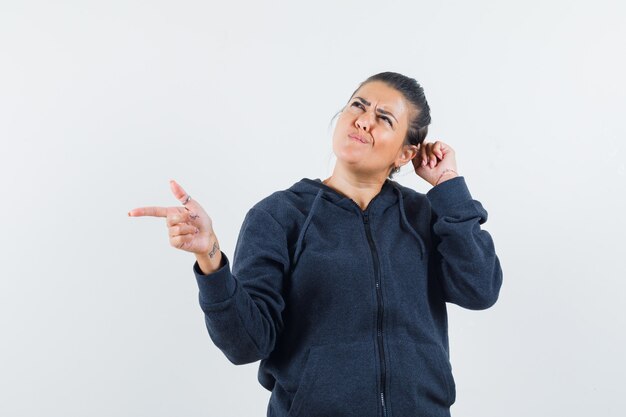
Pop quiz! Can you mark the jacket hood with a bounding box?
[287,177,427,259]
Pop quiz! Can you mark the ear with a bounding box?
[396,144,419,167]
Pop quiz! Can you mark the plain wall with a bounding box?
[1,0,624,416]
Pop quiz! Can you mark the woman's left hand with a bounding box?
[411,140,459,186]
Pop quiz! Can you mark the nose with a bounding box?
[355,111,374,132]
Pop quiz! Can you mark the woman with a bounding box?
[129,71,503,417]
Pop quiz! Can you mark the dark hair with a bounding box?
[329,71,431,179]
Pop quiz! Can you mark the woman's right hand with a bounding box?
[128,180,217,257]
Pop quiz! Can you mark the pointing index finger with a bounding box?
[128,206,168,217]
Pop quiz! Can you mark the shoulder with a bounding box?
[251,188,303,216]
[389,180,431,207]
[245,187,314,237]
[390,180,424,198]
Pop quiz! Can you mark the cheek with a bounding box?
[333,118,351,139]
[331,125,344,143]
[372,132,398,148]
[372,136,405,159]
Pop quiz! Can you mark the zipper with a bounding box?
[362,210,388,417]
[315,178,391,415]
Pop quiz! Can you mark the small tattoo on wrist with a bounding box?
[208,241,219,258]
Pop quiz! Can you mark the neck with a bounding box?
[322,165,389,211]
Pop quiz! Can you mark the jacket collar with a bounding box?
[294,177,397,214]
[288,177,426,259]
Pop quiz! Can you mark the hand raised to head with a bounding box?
[128,180,216,255]
[412,140,459,186]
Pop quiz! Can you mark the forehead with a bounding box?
[352,81,410,116]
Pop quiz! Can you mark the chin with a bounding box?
[333,144,368,163]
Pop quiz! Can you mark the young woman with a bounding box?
[129,71,503,417]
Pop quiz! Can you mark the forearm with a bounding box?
[434,225,503,310]
[427,176,503,310]
[193,207,289,365]
[194,251,284,365]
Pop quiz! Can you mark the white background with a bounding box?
[1,1,625,416]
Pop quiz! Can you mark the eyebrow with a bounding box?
[354,96,398,124]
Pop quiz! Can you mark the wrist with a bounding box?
[434,169,458,186]
[195,235,223,274]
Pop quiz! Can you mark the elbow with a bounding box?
[462,291,500,310]
[225,352,263,366]
[219,336,275,366]
[466,262,503,310]
[445,259,503,310]
[452,286,501,310]
[221,342,272,365]
[214,339,273,365]
[204,305,281,366]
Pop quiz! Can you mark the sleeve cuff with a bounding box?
[426,176,473,215]
[193,251,236,305]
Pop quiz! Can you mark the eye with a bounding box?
[381,116,392,126]
[351,101,393,126]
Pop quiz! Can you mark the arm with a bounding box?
[426,176,503,310]
[193,207,288,364]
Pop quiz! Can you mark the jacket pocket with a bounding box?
[387,340,456,414]
[287,340,379,417]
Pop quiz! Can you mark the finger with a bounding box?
[429,143,438,168]
[169,223,200,238]
[170,179,194,206]
[128,206,168,217]
[169,210,201,227]
[420,142,429,167]
[412,143,420,160]
[166,210,191,227]
[424,143,434,167]
[170,234,193,250]
[433,141,444,160]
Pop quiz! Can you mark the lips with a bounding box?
[349,133,368,144]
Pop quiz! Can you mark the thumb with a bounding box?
[169,179,195,207]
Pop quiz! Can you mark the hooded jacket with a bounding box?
[193,175,503,417]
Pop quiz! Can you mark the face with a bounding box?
[331,80,417,177]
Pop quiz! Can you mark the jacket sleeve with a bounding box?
[192,207,289,365]
[426,176,503,310]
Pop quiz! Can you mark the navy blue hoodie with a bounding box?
[193,175,503,417]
